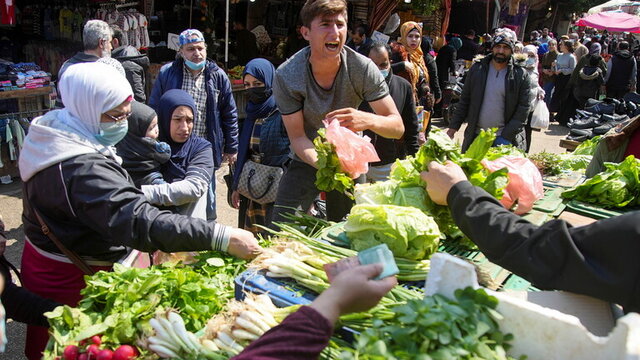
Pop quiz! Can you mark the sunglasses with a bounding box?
[103,112,131,123]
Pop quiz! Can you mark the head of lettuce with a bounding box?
[344,204,441,260]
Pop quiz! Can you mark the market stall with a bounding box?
[38,125,640,359]
[576,11,640,33]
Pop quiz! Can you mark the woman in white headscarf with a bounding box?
[17,62,259,359]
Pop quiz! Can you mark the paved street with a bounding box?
[0,120,569,359]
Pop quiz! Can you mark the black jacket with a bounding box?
[607,50,636,91]
[0,220,59,327]
[360,73,420,165]
[22,153,226,263]
[424,53,441,100]
[436,44,457,86]
[450,55,532,151]
[56,52,100,107]
[346,36,373,56]
[457,37,479,61]
[573,65,604,104]
[448,181,640,313]
[112,46,150,103]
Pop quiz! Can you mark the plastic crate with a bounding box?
[234,269,317,307]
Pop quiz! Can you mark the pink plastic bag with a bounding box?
[482,156,544,215]
[323,119,380,179]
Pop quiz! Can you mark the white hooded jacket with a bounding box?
[19,62,133,181]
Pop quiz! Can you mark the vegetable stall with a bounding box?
[43,127,639,359]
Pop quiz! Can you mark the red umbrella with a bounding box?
[576,12,640,33]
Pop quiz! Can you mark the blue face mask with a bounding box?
[95,120,128,146]
[185,58,206,71]
[380,68,390,79]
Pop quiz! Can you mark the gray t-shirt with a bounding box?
[477,65,507,134]
[273,46,389,143]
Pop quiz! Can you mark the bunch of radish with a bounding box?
[61,335,138,360]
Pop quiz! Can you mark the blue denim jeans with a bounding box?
[206,173,217,220]
[543,82,555,106]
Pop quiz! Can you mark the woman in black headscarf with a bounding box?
[231,58,290,234]
[140,89,215,219]
[116,101,171,187]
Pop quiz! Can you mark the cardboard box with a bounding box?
[425,253,640,360]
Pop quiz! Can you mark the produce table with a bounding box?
[559,138,580,152]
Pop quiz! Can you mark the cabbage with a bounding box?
[345,204,441,260]
[354,180,429,212]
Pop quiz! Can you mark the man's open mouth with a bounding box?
[325,42,339,51]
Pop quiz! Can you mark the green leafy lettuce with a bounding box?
[562,155,640,208]
[345,204,441,260]
[44,252,246,355]
[573,135,602,156]
[354,180,430,212]
[314,128,354,196]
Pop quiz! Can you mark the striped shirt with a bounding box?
[182,64,208,137]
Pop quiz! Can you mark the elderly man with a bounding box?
[58,20,112,80]
[56,20,113,107]
[447,31,532,151]
[149,29,239,220]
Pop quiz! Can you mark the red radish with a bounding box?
[87,344,101,359]
[78,355,88,360]
[96,349,114,360]
[79,339,87,346]
[63,345,79,360]
[113,345,138,360]
[90,335,102,346]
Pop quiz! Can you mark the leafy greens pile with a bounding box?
[562,155,640,208]
[385,128,509,248]
[345,204,441,260]
[573,135,602,156]
[341,287,522,360]
[528,151,592,176]
[314,127,355,195]
[44,252,246,354]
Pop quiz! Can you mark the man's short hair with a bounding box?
[365,40,391,58]
[569,33,579,40]
[619,41,630,50]
[353,24,367,37]
[300,0,348,28]
[562,40,575,53]
[83,20,111,51]
[110,25,123,45]
[465,29,476,37]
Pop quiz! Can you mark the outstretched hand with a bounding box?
[226,228,262,260]
[310,264,397,325]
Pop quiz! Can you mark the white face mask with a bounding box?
[525,58,536,67]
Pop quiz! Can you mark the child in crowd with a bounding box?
[116,101,171,187]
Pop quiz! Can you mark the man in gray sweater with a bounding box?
[447,32,532,151]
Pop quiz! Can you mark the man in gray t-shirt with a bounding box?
[270,0,404,225]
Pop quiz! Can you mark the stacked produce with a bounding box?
[341,287,522,360]
[344,204,441,260]
[43,252,247,359]
[562,155,640,208]
[202,294,296,355]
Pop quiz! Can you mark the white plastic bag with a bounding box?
[530,99,550,130]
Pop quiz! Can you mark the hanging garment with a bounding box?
[1,0,15,25]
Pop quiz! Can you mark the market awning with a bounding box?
[576,11,640,33]
[588,0,640,15]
